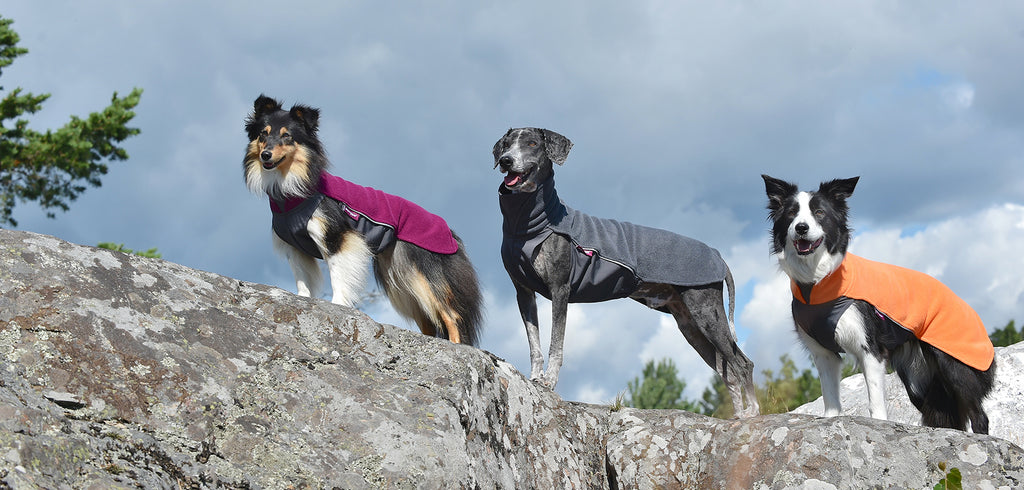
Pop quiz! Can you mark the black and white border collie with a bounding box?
[762,175,995,433]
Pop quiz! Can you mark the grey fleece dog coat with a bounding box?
[499,176,728,303]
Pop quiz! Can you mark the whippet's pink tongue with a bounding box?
[504,173,521,186]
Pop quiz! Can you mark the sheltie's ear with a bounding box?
[761,174,798,213]
[245,95,282,139]
[253,94,282,118]
[290,104,320,135]
[818,176,859,203]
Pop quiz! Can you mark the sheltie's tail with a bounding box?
[374,236,483,346]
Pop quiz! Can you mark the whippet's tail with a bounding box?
[725,264,737,340]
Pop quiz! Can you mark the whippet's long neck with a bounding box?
[498,176,568,238]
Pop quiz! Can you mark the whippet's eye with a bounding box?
[527,141,537,147]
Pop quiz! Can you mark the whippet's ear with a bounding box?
[761,174,798,212]
[541,129,572,165]
[289,104,321,134]
[818,176,859,202]
[493,128,513,165]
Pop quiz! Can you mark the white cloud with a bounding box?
[943,82,976,111]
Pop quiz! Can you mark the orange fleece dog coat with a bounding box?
[791,253,993,371]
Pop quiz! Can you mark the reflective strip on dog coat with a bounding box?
[498,176,728,303]
[270,171,458,258]
[790,253,994,371]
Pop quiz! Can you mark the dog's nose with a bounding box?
[497,155,513,170]
[260,150,273,162]
[795,222,809,235]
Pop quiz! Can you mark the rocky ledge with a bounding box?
[1,229,1021,489]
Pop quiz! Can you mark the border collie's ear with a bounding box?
[253,95,282,117]
[290,104,321,134]
[819,176,859,202]
[761,174,798,211]
[542,129,572,165]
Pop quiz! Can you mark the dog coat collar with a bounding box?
[270,171,458,256]
[498,176,728,303]
[790,253,994,371]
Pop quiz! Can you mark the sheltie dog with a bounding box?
[762,175,995,433]
[243,95,483,346]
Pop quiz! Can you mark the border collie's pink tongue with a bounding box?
[795,237,823,255]
[504,173,522,186]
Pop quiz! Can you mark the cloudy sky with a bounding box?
[4,2,1023,404]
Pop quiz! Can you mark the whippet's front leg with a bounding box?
[514,283,545,380]
[541,282,571,388]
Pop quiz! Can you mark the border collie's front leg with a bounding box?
[273,232,323,298]
[859,352,889,419]
[815,352,843,416]
[799,329,843,416]
[514,283,545,380]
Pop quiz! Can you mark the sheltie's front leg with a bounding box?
[307,213,372,307]
[272,232,323,298]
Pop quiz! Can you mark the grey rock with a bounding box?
[1,229,1022,489]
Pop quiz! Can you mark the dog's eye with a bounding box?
[281,133,292,143]
[527,141,537,148]
[257,133,267,142]
[814,209,825,219]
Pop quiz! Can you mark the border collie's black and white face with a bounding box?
[762,175,859,284]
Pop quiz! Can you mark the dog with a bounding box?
[493,127,760,417]
[243,95,483,346]
[762,175,995,433]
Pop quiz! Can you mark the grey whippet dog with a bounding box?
[494,127,760,417]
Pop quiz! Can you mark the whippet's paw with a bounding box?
[530,375,556,389]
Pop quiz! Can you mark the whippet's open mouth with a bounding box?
[503,168,533,188]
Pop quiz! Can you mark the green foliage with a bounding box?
[625,358,702,411]
[757,354,824,413]
[609,391,626,412]
[990,320,1021,347]
[933,462,962,490]
[0,16,142,227]
[625,354,861,418]
[97,242,161,259]
[699,375,732,418]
